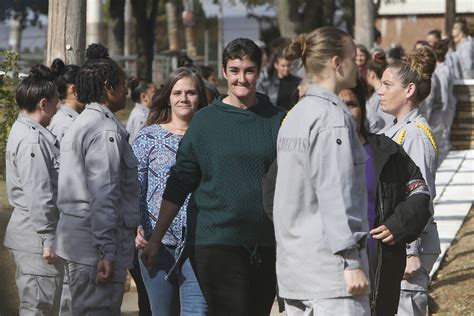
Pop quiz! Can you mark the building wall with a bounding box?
[375,15,474,52]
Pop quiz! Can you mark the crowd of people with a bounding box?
[2,16,473,316]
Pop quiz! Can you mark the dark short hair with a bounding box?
[222,38,262,71]
[15,64,58,112]
[128,77,153,103]
[76,43,124,104]
[454,17,469,35]
[50,58,80,100]
[427,29,442,40]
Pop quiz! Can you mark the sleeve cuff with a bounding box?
[340,248,361,270]
[406,239,421,256]
[100,246,117,262]
[40,234,55,249]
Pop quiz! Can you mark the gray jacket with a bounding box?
[126,102,149,144]
[273,84,369,300]
[381,108,441,289]
[455,36,474,79]
[4,113,60,254]
[55,103,140,270]
[48,105,79,143]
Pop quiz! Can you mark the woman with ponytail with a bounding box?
[3,64,63,315]
[54,43,141,315]
[48,58,84,143]
[378,46,441,316]
[273,27,371,315]
[126,77,156,144]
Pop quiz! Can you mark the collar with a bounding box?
[60,105,79,119]
[17,112,58,145]
[86,102,128,136]
[305,84,352,114]
[382,108,419,139]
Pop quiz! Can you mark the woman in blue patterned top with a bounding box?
[132,67,208,315]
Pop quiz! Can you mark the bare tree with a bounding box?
[47,0,86,65]
[108,0,125,58]
[354,0,374,49]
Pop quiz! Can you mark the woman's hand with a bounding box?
[344,268,369,295]
[370,225,395,245]
[43,247,57,264]
[135,226,148,249]
[403,256,421,280]
[141,240,160,269]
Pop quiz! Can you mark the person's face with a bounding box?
[169,76,199,121]
[452,23,463,44]
[274,58,291,78]
[39,94,59,126]
[222,55,259,100]
[355,48,367,67]
[378,67,411,116]
[207,72,218,85]
[141,83,157,108]
[339,89,361,129]
[337,38,358,90]
[426,34,439,48]
[106,72,128,112]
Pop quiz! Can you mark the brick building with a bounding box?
[375,0,474,52]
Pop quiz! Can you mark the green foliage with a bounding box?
[0,50,20,180]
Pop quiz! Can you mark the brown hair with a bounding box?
[284,27,352,80]
[367,51,387,79]
[433,39,449,63]
[146,67,208,126]
[388,46,437,104]
[454,17,469,35]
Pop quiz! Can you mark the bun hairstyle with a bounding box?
[147,67,208,126]
[76,43,123,105]
[15,64,58,112]
[284,27,351,80]
[367,51,387,79]
[50,58,80,100]
[389,46,437,104]
[128,76,152,103]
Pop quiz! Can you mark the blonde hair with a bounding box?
[284,27,352,80]
[388,46,437,104]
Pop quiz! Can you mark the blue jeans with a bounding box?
[139,245,208,316]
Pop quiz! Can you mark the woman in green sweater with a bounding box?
[142,38,285,315]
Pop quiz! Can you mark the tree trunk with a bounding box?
[86,0,103,45]
[131,0,159,81]
[445,0,456,38]
[108,0,125,58]
[47,0,87,65]
[166,1,180,51]
[277,0,298,38]
[354,0,374,49]
[8,14,23,53]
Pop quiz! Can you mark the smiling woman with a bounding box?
[141,38,286,316]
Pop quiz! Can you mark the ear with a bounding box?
[405,82,416,100]
[38,98,48,112]
[140,92,147,102]
[221,64,228,81]
[331,55,341,71]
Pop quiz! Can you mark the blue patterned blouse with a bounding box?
[132,124,189,246]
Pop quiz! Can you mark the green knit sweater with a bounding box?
[163,93,286,247]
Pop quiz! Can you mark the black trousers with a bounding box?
[129,249,152,316]
[189,245,276,316]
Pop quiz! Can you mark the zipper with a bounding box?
[371,184,386,314]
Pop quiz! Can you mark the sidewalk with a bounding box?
[121,149,474,315]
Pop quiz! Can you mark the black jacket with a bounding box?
[262,133,431,316]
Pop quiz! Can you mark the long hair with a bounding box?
[147,68,208,126]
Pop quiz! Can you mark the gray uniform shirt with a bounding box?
[273,84,369,300]
[4,113,60,253]
[126,102,149,144]
[455,36,474,80]
[55,103,140,270]
[48,105,79,143]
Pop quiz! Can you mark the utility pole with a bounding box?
[354,0,374,49]
[47,0,87,65]
[445,0,456,37]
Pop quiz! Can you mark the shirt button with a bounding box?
[105,114,110,118]
[406,245,411,249]
[336,139,342,145]
[109,137,114,142]
[31,153,35,157]
[32,126,36,130]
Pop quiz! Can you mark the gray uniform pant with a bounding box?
[11,249,64,316]
[59,270,72,315]
[397,254,438,316]
[66,260,125,316]
[284,295,370,316]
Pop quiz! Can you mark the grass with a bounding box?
[429,204,474,315]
